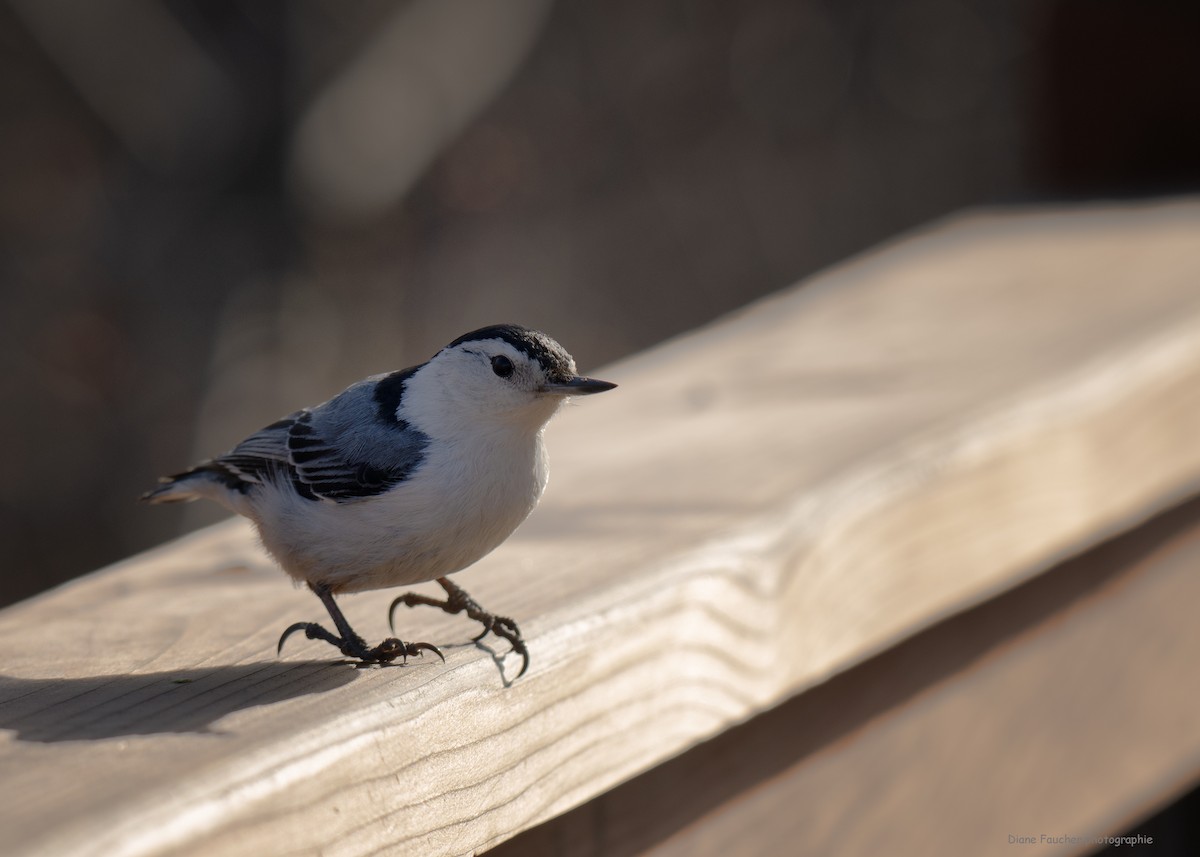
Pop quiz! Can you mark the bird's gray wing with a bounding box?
[201,412,301,492]
[213,367,429,503]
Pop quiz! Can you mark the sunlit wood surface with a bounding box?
[2,199,1199,856]
[497,496,1200,857]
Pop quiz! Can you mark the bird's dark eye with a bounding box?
[491,355,514,378]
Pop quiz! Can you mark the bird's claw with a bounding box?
[487,616,530,679]
[388,592,428,633]
[276,620,444,665]
[278,622,304,654]
[390,584,529,678]
[404,640,447,663]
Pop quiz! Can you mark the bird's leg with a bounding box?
[278,582,444,666]
[389,578,529,678]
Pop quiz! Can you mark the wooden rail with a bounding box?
[2,199,1199,856]
[496,494,1200,856]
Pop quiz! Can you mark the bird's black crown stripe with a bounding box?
[446,324,575,382]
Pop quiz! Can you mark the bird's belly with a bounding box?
[254,438,548,593]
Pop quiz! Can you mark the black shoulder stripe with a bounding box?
[373,365,421,424]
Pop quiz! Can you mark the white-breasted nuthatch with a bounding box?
[144,324,616,678]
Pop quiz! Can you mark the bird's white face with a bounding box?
[444,338,574,421]
[398,326,615,439]
[402,340,566,437]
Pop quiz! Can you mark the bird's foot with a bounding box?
[388,578,529,678]
[277,621,444,666]
[477,615,529,679]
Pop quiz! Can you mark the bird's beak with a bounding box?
[542,376,618,396]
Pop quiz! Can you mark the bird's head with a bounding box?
[411,324,616,433]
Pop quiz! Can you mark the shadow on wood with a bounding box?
[0,661,357,742]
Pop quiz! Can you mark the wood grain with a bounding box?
[2,199,1200,856]
[495,494,1200,857]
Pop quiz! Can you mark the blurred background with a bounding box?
[1,0,1198,608]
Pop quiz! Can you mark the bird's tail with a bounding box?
[140,464,232,504]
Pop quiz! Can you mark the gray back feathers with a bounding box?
[148,367,430,505]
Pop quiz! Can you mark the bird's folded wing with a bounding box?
[215,380,430,504]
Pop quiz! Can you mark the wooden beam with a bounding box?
[495,495,1200,857]
[1,200,1199,856]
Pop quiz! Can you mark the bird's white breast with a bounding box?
[251,428,550,593]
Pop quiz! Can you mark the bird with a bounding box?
[143,324,616,678]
